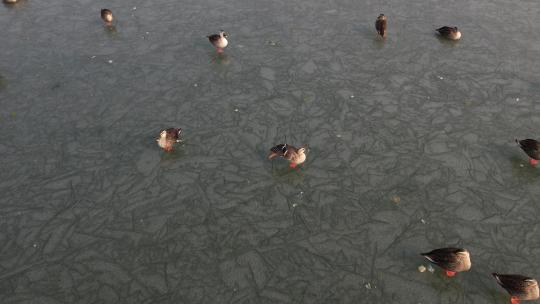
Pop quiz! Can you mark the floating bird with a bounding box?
[516,139,540,166]
[492,273,540,304]
[268,144,306,168]
[156,128,182,152]
[3,0,19,3]
[436,26,461,40]
[375,14,387,38]
[101,9,114,24]
[207,30,228,53]
[421,247,471,277]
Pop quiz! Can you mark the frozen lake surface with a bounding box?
[1,0,540,302]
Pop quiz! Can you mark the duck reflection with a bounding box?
[0,74,6,91]
[3,0,25,8]
[213,53,231,65]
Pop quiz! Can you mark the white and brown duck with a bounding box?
[157,128,182,152]
[375,14,387,38]
[101,9,114,25]
[516,139,540,166]
[207,30,228,53]
[436,26,461,40]
[268,144,306,168]
[421,247,471,277]
[492,273,539,304]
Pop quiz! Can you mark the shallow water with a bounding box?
[1,0,540,302]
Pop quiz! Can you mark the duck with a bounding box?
[268,144,306,168]
[421,247,471,277]
[436,26,461,40]
[101,9,114,25]
[157,128,182,152]
[375,14,387,38]
[492,273,539,304]
[4,0,19,4]
[207,30,228,53]
[516,139,540,166]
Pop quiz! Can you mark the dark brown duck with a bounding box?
[436,26,461,40]
[375,14,387,38]
[516,139,540,166]
[156,128,182,152]
[421,247,471,277]
[101,9,113,24]
[492,273,539,304]
[268,144,306,168]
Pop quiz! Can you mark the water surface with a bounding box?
[1,0,540,303]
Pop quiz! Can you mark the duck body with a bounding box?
[375,14,387,38]
[492,273,540,304]
[421,247,471,276]
[436,26,461,40]
[157,128,182,152]
[101,9,114,24]
[268,144,306,168]
[4,0,19,4]
[516,139,540,165]
[208,30,228,53]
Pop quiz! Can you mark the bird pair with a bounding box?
[99,11,229,53]
[156,128,307,168]
[375,14,461,40]
[423,248,538,304]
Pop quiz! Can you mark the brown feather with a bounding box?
[101,9,113,23]
[375,14,387,37]
[268,144,306,165]
[516,139,540,160]
[421,247,471,272]
[436,26,461,40]
[492,273,540,300]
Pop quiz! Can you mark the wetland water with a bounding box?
[1,0,540,303]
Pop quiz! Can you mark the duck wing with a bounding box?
[516,139,540,160]
[268,144,289,160]
[163,128,182,142]
[207,34,221,43]
[436,26,454,36]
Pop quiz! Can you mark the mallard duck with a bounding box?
[268,144,306,168]
[207,30,228,53]
[157,128,182,152]
[421,247,471,277]
[436,26,461,40]
[516,139,540,166]
[101,9,113,24]
[375,14,387,38]
[492,273,539,304]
